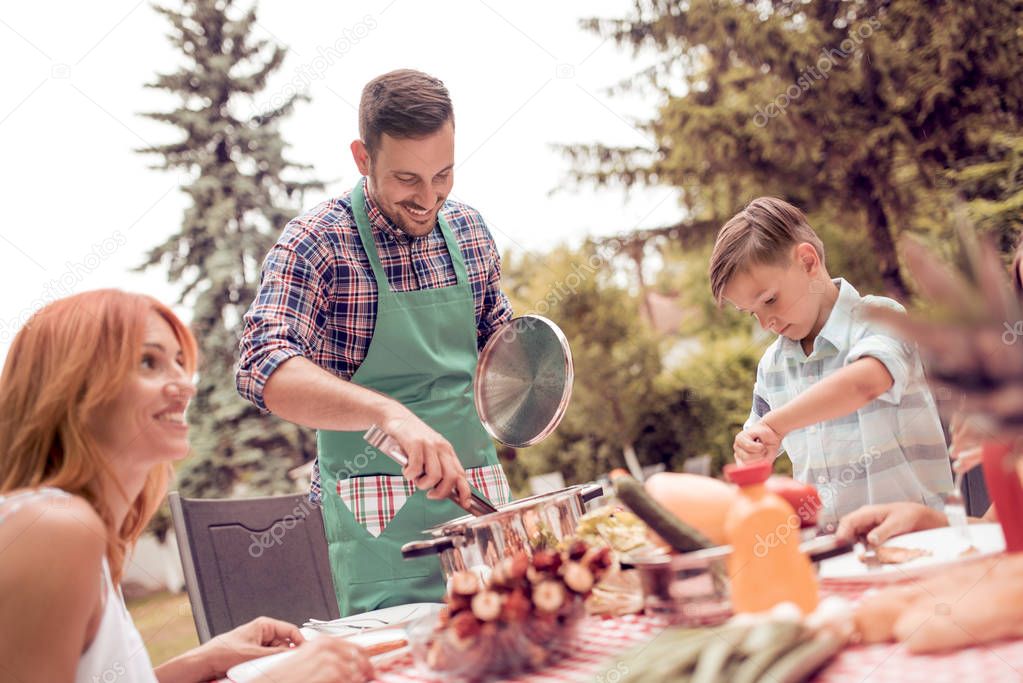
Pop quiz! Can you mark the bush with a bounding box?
[635,335,768,476]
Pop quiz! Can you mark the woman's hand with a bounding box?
[261,636,375,683]
[197,617,305,679]
[836,502,948,546]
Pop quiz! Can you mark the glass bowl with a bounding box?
[632,552,732,626]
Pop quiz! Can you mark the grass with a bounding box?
[126,590,199,666]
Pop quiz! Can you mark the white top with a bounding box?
[0,488,158,683]
[76,556,158,683]
[745,278,953,526]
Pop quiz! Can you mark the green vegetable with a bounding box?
[618,627,719,682]
[576,505,651,553]
[738,620,805,656]
[613,475,713,552]
[690,624,749,683]
[754,634,844,683]
[733,622,807,683]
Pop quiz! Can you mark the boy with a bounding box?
[710,197,952,528]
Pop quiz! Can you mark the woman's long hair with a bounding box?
[0,289,197,583]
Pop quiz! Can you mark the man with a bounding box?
[237,69,513,615]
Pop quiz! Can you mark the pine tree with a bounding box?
[565,0,1023,298]
[138,0,322,507]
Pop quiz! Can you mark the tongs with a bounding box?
[364,425,498,517]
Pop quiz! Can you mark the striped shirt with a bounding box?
[745,278,952,527]
[237,179,513,501]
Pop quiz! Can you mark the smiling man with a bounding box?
[236,70,513,615]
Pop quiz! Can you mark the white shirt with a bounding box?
[745,279,953,526]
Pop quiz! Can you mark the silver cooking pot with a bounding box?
[401,483,604,578]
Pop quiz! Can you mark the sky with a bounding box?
[0,0,683,363]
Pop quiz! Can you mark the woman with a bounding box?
[0,290,373,682]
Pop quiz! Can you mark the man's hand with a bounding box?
[381,410,471,506]
[733,421,782,463]
[836,502,948,546]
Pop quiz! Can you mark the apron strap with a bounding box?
[351,178,469,293]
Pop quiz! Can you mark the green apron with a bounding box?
[318,179,503,616]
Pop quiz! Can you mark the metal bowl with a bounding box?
[402,484,603,579]
[630,552,732,626]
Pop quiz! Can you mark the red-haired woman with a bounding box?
[0,290,372,683]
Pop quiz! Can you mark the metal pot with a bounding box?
[401,483,604,578]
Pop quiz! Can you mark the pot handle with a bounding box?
[402,536,456,559]
[580,483,605,503]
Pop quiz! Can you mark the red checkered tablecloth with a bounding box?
[366,584,1023,683]
[221,585,1023,682]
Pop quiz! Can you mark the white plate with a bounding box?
[226,628,411,682]
[302,602,444,636]
[818,523,1006,584]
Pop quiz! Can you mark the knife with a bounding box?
[624,534,855,566]
[363,425,499,516]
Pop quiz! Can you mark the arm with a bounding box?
[733,362,774,462]
[156,618,373,683]
[264,356,411,432]
[476,230,513,348]
[762,357,894,436]
[241,242,468,503]
[0,496,106,682]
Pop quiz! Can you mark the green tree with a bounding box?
[566,0,1023,298]
[138,0,322,507]
[947,132,1023,254]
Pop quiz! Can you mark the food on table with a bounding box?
[361,638,409,656]
[765,476,822,528]
[612,598,852,683]
[612,473,714,552]
[959,545,979,557]
[724,461,819,614]
[860,545,932,565]
[643,472,739,544]
[576,504,656,554]
[417,540,615,676]
[527,520,559,551]
[585,568,644,617]
[854,554,1023,652]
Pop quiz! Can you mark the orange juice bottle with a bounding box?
[723,460,819,614]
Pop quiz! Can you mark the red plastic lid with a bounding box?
[723,460,773,486]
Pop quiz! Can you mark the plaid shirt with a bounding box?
[237,179,513,501]
[745,278,953,527]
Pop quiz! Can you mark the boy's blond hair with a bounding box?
[709,197,825,305]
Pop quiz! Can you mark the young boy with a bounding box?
[710,197,952,528]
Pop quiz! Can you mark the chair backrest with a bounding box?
[681,455,712,476]
[169,491,339,643]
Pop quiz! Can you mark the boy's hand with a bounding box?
[733,421,782,463]
[836,502,948,546]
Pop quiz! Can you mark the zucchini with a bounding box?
[690,624,749,683]
[619,628,718,682]
[732,623,807,683]
[754,634,844,683]
[613,474,713,552]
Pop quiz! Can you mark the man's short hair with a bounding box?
[359,69,453,157]
[709,197,825,305]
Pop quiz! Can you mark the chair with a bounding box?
[169,491,340,642]
[682,455,712,477]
